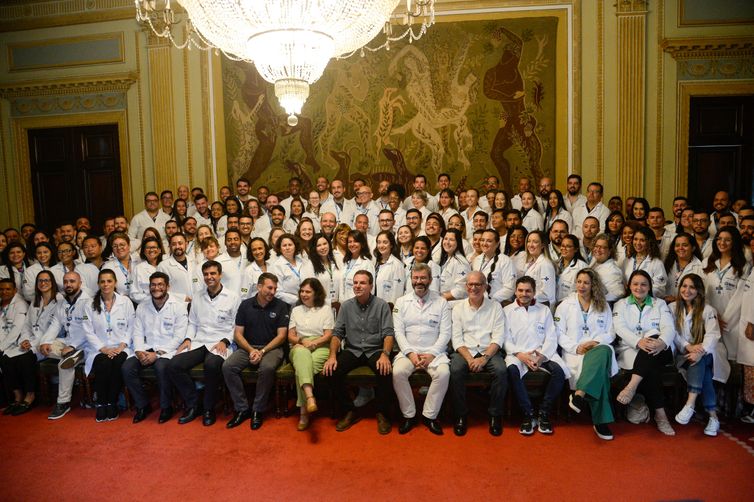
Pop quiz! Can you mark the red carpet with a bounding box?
[1,407,752,501]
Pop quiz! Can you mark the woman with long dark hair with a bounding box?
[438,229,471,303]
[301,233,341,306]
[0,242,30,292]
[622,226,668,298]
[373,230,405,305]
[472,229,516,303]
[545,189,572,231]
[270,233,308,306]
[664,232,704,302]
[340,230,374,302]
[556,234,588,303]
[22,242,57,302]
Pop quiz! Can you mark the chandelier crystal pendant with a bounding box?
[136,0,436,125]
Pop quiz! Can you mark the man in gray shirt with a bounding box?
[323,270,395,434]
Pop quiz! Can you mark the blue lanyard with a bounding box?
[285,260,301,280]
[104,309,113,335]
[117,259,132,286]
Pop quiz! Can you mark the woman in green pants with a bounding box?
[554,268,619,440]
[288,278,334,431]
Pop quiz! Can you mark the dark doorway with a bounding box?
[688,95,754,210]
[28,124,123,232]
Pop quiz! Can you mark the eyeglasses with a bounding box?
[467,282,485,288]
[58,248,75,254]
[37,278,52,284]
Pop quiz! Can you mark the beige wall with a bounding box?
[0,0,752,229]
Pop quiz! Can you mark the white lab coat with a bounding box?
[131,295,188,358]
[50,262,99,297]
[216,253,249,298]
[622,256,669,299]
[403,258,441,295]
[521,209,544,233]
[666,258,704,298]
[185,287,240,356]
[129,261,158,305]
[269,254,309,306]
[22,262,51,302]
[40,291,92,350]
[130,209,171,240]
[556,258,588,303]
[103,257,141,297]
[240,261,270,300]
[0,264,26,293]
[503,301,569,378]
[472,253,516,303]
[554,293,617,389]
[439,254,471,301]
[156,256,196,302]
[612,296,675,369]
[300,260,341,305]
[451,297,505,354]
[393,291,451,367]
[572,202,610,239]
[589,258,625,302]
[340,256,376,301]
[669,302,728,383]
[374,254,406,305]
[704,259,751,360]
[517,254,557,305]
[0,294,29,356]
[545,208,573,232]
[737,269,754,365]
[82,293,135,374]
[17,294,63,359]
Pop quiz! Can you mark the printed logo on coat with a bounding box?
[269,312,277,319]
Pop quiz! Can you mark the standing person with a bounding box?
[340,230,375,302]
[223,273,288,430]
[288,278,333,431]
[545,189,572,231]
[129,237,163,305]
[157,233,195,303]
[240,237,271,300]
[589,234,625,303]
[614,270,677,436]
[130,192,171,241]
[0,242,30,292]
[168,260,239,426]
[392,264,451,435]
[51,241,99,297]
[104,233,138,297]
[22,242,57,302]
[520,191,544,232]
[373,231,405,306]
[556,234,588,303]
[438,229,471,303]
[0,279,30,415]
[82,269,134,422]
[739,268,754,423]
[472,229,516,304]
[504,276,568,435]
[301,234,341,306]
[572,182,610,239]
[671,274,724,436]
[449,272,508,436]
[623,227,669,299]
[517,231,556,305]
[555,269,618,440]
[564,174,587,213]
[269,233,308,306]
[122,271,188,424]
[39,271,91,420]
[216,229,248,296]
[322,270,395,434]
[664,232,704,302]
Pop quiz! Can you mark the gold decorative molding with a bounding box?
[134,31,146,198]
[654,0,664,204]
[11,110,134,223]
[595,0,604,180]
[8,32,125,71]
[615,1,647,198]
[0,0,134,32]
[661,36,754,59]
[0,72,138,98]
[183,28,194,188]
[147,42,178,192]
[675,81,754,198]
[200,51,211,191]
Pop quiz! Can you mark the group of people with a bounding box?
[1,172,753,441]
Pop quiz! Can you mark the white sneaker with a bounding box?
[352,386,375,408]
[675,405,695,425]
[741,412,754,424]
[704,417,720,437]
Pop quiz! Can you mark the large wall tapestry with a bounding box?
[223,16,558,195]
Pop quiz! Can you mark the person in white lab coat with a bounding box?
[168,260,240,427]
[589,234,625,304]
[129,237,163,305]
[517,231,557,305]
[157,233,196,303]
[340,230,376,302]
[622,226,668,299]
[670,274,723,437]
[738,268,754,423]
[472,230,516,304]
[269,234,309,306]
[122,271,188,424]
[300,234,341,306]
[82,269,135,422]
[373,231,405,306]
[504,276,568,435]
[240,237,271,300]
[663,232,704,302]
[0,279,30,415]
[555,269,617,440]
[613,270,677,436]
[392,264,451,435]
[555,234,588,303]
[437,229,471,304]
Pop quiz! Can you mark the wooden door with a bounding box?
[688,95,754,210]
[28,124,123,232]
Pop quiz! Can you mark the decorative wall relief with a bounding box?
[223,16,558,195]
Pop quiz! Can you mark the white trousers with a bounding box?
[392,357,449,420]
[47,340,81,404]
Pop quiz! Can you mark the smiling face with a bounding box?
[411,267,431,297]
[442,232,458,254]
[560,237,576,262]
[202,265,221,290]
[673,235,692,261]
[144,241,161,264]
[347,236,362,257]
[98,272,117,296]
[629,274,650,300]
[679,276,698,304]
[480,231,498,257]
[299,282,315,307]
[352,272,372,301]
[526,233,543,257]
[575,272,592,298]
[412,240,429,262]
[514,280,535,306]
[251,240,267,264]
[376,234,391,257]
[632,232,647,256]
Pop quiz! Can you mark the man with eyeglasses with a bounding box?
[448,271,508,436]
[548,219,569,259]
[405,209,424,237]
[39,271,91,420]
[160,190,174,216]
[691,210,714,260]
[572,182,609,240]
[349,185,380,236]
[122,272,188,424]
[131,192,171,240]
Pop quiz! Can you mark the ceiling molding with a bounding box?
[661,36,754,59]
[0,71,139,98]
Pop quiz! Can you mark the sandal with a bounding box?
[655,417,676,436]
[616,386,637,405]
[297,414,310,431]
[305,396,318,414]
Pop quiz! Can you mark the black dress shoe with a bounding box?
[133,405,152,424]
[250,411,264,430]
[489,415,502,436]
[454,416,467,436]
[398,416,418,434]
[422,416,443,436]
[202,410,216,426]
[226,410,251,429]
[158,407,174,424]
[178,407,201,425]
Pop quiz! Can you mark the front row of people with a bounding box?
[0,262,729,441]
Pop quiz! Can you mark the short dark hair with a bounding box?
[201,259,222,274]
[515,275,536,291]
[300,277,326,307]
[257,272,278,286]
[354,269,374,285]
[149,271,170,285]
[567,174,582,183]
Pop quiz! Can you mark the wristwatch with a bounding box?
[260,348,266,355]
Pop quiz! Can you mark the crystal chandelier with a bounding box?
[136,0,435,125]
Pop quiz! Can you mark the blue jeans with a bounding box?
[685,353,716,411]
[507,360,565,416]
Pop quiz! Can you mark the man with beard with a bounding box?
[691,209,714,260]
[217,229,247,296]
[320,212,337,241]
[316,176,332,207]
[536,177,553,215]
[280,177,304,217]
[321,179,355,224]
[236,177,255,207]
[564,174,587,213]
[510,177,531,210]
[193,194,212,227]
[157,233,196,303]
[572,182,609,239]
[710,190,737,236]
[666,196,688,234]
[548,219,569,259]
[376,179,391,210]
[131,192,171,240]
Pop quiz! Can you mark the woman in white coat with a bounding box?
[473,230,516,304]
[373,231,405,306]
[613,270,677,435]
[129,237,163,305]
[738,268,754,423]
[437,229,471,304]
[589,234,625,304]
[663,232,704,302]
[544,189,573,231]
[504,276,569,434]
[240,238,271,300]
[340,230,375,302]
[269,233,309,306]
[670,274,723,436]
[22,242,57,302]
[556,269,618,440]
[623,226,668,299]
[83,268,135,422]
[520,191,544,232]
[555,234,588,303]
[301,234,341,306]
[518,231,557,305]
[403,236,440,295]
[702,227,750,364]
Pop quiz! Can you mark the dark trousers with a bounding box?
[1,352,37,394]
[330,351,393,417]
[449,352,508,418]
[222,347,284,413]
[167,346,224,410]
[631,347,672,410]
[92,352,127,405]
[507,360,566,415]
[122,356,173,409]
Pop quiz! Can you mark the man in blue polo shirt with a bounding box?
[222,272,289,430]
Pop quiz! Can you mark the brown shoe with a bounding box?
[335,411,361,432]
[376,413,392,435]
[297,414,310,431]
